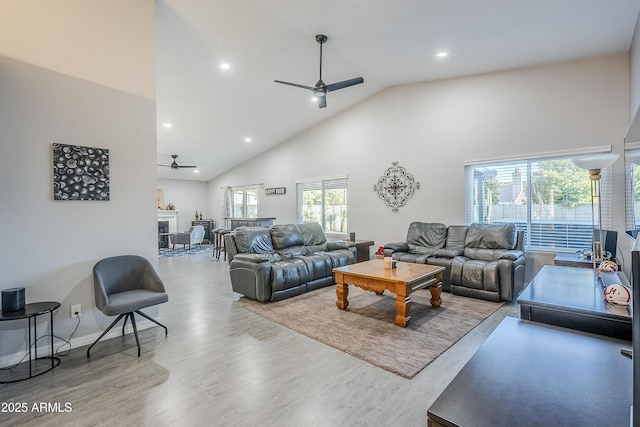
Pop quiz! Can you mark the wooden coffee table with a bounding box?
[333,259,444,327]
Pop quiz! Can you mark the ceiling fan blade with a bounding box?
[274,80,314,91]
[325,77,364,92]
[158,164,172,167]
[318,96,327,109]
[177,165,198,168]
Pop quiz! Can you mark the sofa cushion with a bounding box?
[445,225,469,250]
[464,223,517,250]
[233,227,276,254]
[270,224,304,249]
[270,258,310,292]
[392,253,429,264]
[406,222,447,249]
[297,222,328,246]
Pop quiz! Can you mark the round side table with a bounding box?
[0,301,61,383]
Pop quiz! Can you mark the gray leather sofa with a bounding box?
[384,222,525,302]
[225,223,356,302]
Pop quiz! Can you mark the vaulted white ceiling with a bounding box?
[156,0,640,181]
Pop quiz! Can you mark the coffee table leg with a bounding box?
[336,282,349,310]
[429,283,442,308]
[395,295,410,327]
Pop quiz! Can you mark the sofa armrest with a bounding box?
[326,241,356,251]
[384,242,410,253]
[228,257,272,302]
[499,250,524,261]
[232,253,272,263]
[434,248,464,258]
[449,256,470,286]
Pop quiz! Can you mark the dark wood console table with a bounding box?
[517,265,631,340]
[0,302,61,383]
[354,240,374,263]
[227,217,276,229]
[427,317,632,427]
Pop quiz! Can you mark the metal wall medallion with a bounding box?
[373,161,420,212]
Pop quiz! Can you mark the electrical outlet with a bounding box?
[71,304,81,318]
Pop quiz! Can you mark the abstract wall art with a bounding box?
[52,143,110,201]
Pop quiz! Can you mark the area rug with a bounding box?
[158,246,213,257]
[239,286,502,379]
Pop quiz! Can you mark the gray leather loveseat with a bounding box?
[384,222,525,302]
[225,223,356,302]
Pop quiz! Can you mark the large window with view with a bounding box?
[297,177,348,236]
[465,155,612,252]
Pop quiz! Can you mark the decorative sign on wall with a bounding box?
[52,143,110,201]
[265,187,286,195]
[373,161,420,212]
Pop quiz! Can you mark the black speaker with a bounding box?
[596,229,618,259]
[2,287,25,312]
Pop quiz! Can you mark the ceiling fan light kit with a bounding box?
[275,34,364,108]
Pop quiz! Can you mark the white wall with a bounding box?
[0,1,156,364]
[209,54,630,281]
[158,179,211,231]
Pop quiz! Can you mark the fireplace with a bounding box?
[158,221,169,249]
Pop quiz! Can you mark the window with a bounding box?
[232,185,260,218]
[297,177,348,235]
[626,148,640,232]
[465,154,612,252]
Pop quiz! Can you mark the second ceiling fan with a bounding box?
[275,34,364,109]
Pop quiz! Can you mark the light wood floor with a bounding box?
[0,250,518,427]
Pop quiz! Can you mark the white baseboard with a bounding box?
[0,319,157,368]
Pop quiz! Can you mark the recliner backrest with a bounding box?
[405,222,448,248]
[270,224,304,249]
[445,225,469,250]
[463,223,518,261]
[296,222,327,246]
[233,227,275,254]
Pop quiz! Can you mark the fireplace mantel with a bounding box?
[157,210,178,232]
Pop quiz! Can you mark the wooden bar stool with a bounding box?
[216,229,231,261]
[211,228,223,258]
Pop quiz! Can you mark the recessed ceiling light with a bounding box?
[193,169,200,174]
[244,137,252,143]
[436,51,448,59]
[220,63,231,70]
[161,122,172,128]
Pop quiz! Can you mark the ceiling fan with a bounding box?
[158,154,197,170]
[275,34,364,109]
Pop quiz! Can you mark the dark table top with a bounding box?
[427,317,632,427]
[0,301,61,321]
[517,265,631,320]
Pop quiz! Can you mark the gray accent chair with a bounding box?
[87,255,169,358]
[170,225,205,250]
[225,223,356,302]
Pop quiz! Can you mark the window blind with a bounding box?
[465,155,612,252]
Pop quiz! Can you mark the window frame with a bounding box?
[231,185,260,218]
[296,176,348,237]
[465,149,613,253]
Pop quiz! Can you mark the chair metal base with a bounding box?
[86,310,168,358]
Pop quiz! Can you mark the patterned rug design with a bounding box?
[239,286,503,379]
[158,246,213,257]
